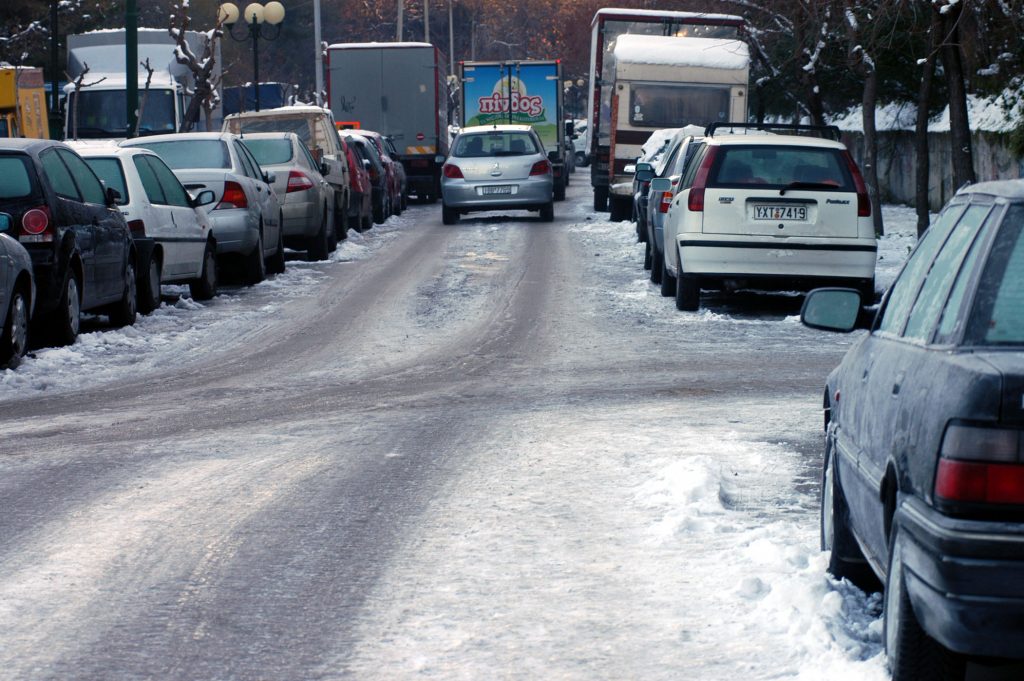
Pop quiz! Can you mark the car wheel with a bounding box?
[47,269,81,346]
[609,196,630,222]
[245,231,266,285]
[326,209,338,253]
[650,244,663,284]
[269,222,287,273]
[821,436,878,590]
[373,196,385,225]
[442,202,459,226]
[335,204,349,242]
[361,212,372,232]
[594,185,608,212]
[859,278,876,305]
[643,239,652,271]
[138,254,161,314]
[676,273,700,311]
[554,178,566,202]
[189,242,218,300]
[307,212,331,262]
[660,255,676,297]
[884,525,967,681]
[0,284,30,369]
[109,260,137,328]
[393,193,403,216]
[540,202,555,222]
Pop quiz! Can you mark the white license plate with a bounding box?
[753,205,807,221]
[481,185,513,195]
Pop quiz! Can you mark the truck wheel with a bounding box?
[594,185,608,212]
[189,243,218,301]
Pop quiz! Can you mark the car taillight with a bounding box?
[530,159,551,176]
[127,219,146,237]
[658,191,674,214]
[21,207,50,235]
[843,150,871,217]
[215,181,248,210]
[443,163,464,179]
[687,147,719,213]
[287,170,315,193]
[935,423,1024,505]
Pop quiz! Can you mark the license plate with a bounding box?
[753,205,807,221]
[481,185,513,195]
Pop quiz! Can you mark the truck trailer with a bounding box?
[326,42,449,202]
[458,59,568,201]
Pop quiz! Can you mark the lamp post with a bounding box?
[218,2,286,112]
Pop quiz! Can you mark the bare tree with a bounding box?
[938,0,975,189]
[64,63,107,140]
[134,57,155,137]
[169,2,225,132]
[914,3,943,235]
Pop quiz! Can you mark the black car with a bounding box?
[802,179,1024,681]
[0,139,136,346]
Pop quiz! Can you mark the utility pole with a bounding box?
[424,0,429,43]
[126,0,138,137]
[49,1,59,120]
[397,0,403,41]
[314,0,323,105]
[448,0,454,73]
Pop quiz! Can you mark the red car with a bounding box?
[340,134,373,232]
[357,130,404,218]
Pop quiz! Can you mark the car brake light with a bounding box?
[687,147,719,213]
[216,181,248,210]
[530,159,551,176]
[287,170,315,193]
[443,163,464,179]
[843,150,871,217]
[127,219,146,237]
[21,207,50,235]
[658,191,673,214]
[935,423,1024,505]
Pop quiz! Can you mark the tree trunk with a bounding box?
[942,4,975,189]
[914,7,941,236]
[862,67,883,236]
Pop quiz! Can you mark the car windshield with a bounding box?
[454,132,539,158]
[68,89,177,137]
[83,157,129,205]
[967,204,1024,346]
[132,140,231,170]
[242,138,294,166]
[0,154,35,200]
[710,145,854,190]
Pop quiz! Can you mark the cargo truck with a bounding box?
[458,59,568,201]
[326,42,449,202]
[64,28,222,140]
[0,66,49,139]
[586,8,745,211]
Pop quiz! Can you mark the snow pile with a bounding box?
[614,35,749,70]
[829,88,1024,133]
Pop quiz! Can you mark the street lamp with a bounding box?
[218,1,286,112]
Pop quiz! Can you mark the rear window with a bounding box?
[629,85,730,129]
[132,140,230,170]
[228,116,312,145]
[0,155,34,200]
[453,132,540,158]
[84,157,129,205]
[967,204,1024,346]
[710,145,854,191]
[242,138,294,165]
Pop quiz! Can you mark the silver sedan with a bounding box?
[0,217,35,369]
[440,125,554,224]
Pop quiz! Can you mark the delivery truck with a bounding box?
[458,59,568,200]
[326,42,449,202]
[0,66,49,139]
[64,28,222,140]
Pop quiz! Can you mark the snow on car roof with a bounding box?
[328,42,433,50]
[594,8,743,23]
[613,35,749,70]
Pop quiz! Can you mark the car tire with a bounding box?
[643,239,652,271]
[442,202,459,226]
[335,204,349,242]
[373,197,385,225]
[109,260,137,328]
[0,284,30,369]
[47,269,81,346]
[660,255,676,297]
[326,209,338,254]
[859,278,876,305]
[189,243,218,301]
[138,254,161,315]
[540,202,555,222]
[884,525,967,681]
[307,214,331,262]
[821,436,878,590]
[361,213,372,232]
[650,245,663,284]
[594,185,608,212]
[269,222,287,273]
[245,231,266,285]
[609,196,630,222]
[676,273,700,311]
[554,178,566,202]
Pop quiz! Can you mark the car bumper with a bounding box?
[208,209,259,256]
[675,234,877,283]
[441,177,553,211]
[281,200,320,239]
[897,498,1024,658]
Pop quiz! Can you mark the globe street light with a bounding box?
[218,1,286,112]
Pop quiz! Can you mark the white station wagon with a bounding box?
[659,124,877,311]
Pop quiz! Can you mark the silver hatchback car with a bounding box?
[440,125,554,224]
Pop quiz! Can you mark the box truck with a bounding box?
[326,42,449,202]
[458,59,568,200]
[0,66,50,139]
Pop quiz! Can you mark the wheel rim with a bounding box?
[885,541,904,658]
[822,450,835,551]
[66,277,80,336]
[10,293,28,357]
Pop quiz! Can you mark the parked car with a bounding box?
[802,179,1024,681]
[0,139,137,346]
[660,123,876,311]
[440,125,554,225]
[0,213,35,368]
[357,130,404,218]
[241,132,338,261]
[380,135,408,212]
[76,145,219,307]
[122,132,284,285]
[645,133,705,283]
[223,106,351,241]
[625,126,685,232]
[340,132,373,232]
[346,133,389,226]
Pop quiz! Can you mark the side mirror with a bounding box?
[263,172,276,184]
[191,189,217,207]
[650,178,672,193]
[105,186,122,206]
[624,164,636,175]
[800,288,865,332]
[434,154,445,164]
[634,162,655,183]
[320,161,331,176]
[0,212,11,233]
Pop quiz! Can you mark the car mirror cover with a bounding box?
[800,288,862,332]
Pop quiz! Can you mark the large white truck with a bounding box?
[586,8,745,212]
[326,42,449,202]
[606,34,750,220]
[64,28,222,140]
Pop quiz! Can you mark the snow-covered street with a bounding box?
[0,182,922,679]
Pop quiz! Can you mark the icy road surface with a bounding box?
[0,183,921,680]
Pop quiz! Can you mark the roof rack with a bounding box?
[704,122,842,141]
